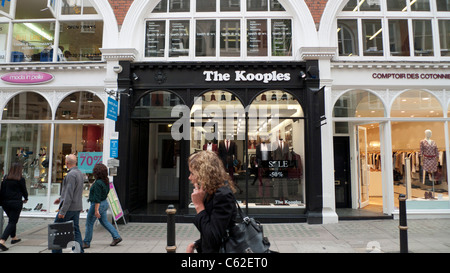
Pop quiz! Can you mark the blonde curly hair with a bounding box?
[188,150,236,196]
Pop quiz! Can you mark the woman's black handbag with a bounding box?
[220,200,271,253]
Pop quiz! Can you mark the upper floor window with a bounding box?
[145,0,293,60]
[0,0,103,63]
[337,0,450,60]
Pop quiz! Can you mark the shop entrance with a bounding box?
[355,123,383,213]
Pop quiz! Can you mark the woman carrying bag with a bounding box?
[83,163,122,249]
[186,151,237,253]
[0,163,28,251]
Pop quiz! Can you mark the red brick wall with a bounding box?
[304,0,328,26]
[108,0,134,26]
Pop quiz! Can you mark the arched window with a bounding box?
[2,91,52,120]
[391,90,443,118]
[1,0,103,63]
[144,0,293,60]
[336,0,450,60]
[333,90,385,118]
[132,90,184,118]
[56,91,104,120]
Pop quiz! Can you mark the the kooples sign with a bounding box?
[203,70,291,84]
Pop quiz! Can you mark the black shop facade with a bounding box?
[114,61,325,224]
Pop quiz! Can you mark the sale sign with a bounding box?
[78,152,103,173]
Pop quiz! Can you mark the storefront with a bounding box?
[114,61,325,223]
[0,0,117,217]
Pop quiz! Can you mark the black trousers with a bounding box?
[1,200,23,241]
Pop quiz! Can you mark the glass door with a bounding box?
[357,125,370,208]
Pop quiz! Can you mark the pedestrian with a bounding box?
[53,154,84,253]
[186,151,237,253]
[83,163,122,249]
[0,163,28,251]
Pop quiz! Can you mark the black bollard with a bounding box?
[166,204,177,253]
[398,194,408,253]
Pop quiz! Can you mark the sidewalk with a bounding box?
[1,217,450,253]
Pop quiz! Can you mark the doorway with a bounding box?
[334,136,351,208]
[355,123,383,213]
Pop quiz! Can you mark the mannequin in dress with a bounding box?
[420,129,438,198]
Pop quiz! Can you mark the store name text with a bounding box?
[372,73,450,80]
[203,70,291,84]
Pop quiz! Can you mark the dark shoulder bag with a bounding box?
[220,199,272,253]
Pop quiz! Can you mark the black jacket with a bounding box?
[0,177,28,205]
[193,185,237,253]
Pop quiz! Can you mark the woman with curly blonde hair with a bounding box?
[186,150,237,253]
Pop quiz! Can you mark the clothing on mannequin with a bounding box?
[203,142,218,153]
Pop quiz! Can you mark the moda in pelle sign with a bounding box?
[1,71,54,84]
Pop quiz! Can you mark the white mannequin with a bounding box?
[424,129,432,144]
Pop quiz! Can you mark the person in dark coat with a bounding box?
[0,163,28,251]
[186,151,237,253]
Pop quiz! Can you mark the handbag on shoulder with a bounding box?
[220,199,272,253]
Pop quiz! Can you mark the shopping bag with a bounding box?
[48,221,75,250]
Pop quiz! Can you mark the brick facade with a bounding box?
[304,0,328,26]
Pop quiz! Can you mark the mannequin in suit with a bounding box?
[272,138,290,160]
[203,141,218,153]
[255,135,271,202]
[218,136,242,193]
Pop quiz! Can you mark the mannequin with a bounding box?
[203,141,218,153]
[255,135,271,203]
[218,135,241,192]
[420,129,438,198]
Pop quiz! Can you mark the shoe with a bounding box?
[11,239,21,244]
[110,238,122,246]
[0,243,8,251]
[83,243,90,249]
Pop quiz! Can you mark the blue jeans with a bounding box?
[52,210,84,253]
[83,200,120,246]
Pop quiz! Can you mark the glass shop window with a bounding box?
[59,21,103,61]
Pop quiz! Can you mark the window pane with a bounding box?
[338,19,359,56]
[387,0,407,11]
[362,19,383,56]
[0,0,11,16]
[247,19,267,56]
[439,20,450,56]
[270,0,285,11]
[56,91,105,120]
[145,21,166,57]
[11,22,55,62]
[52,124,104,212]
[59,21,103,61]
[391,90,442,117]
[0,123,51,213]
[0,23,8,63]
[220,20,241,57]
[247,0,268,11]
[389,19,410,56]
[220,0,240,11]
[3,92,52,120]
[82,0,97,14]
[169,20,190,57]
[61,0,83,15]
[360,0,380,11]
[342,0,358,11]
[196,20,216,57]
[413,20,434,56]
[197,0,216,11]
[271,19,292,56]
[169,0,190,12]
[152,0,168,12]
[333,90,385,118]
[16,0,54,19]
[437,0,450,11]
[410,0,430,11]
[133,91,183,118]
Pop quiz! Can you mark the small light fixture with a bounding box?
[132,73,139,81]
[299,71,306,79]
[70,96,76,103]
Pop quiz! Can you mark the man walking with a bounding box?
[53,154,84,253]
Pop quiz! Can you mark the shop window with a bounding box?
[196,20,216,57]
[333,90,385,118]
[145,21,166,57]
[169,20,190,57]
[58,21,103,61]
[271,19,292,56]
[51,123,104,213]
[2,92,52,120]
[391,90,443,118]
[56,91,104,120]
[391,121,448,205]
[132,91,184,118]
[12,22,55,62]
[0,123,52,212]
[247,19,267,56]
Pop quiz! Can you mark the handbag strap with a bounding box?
[234,198,251,223]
